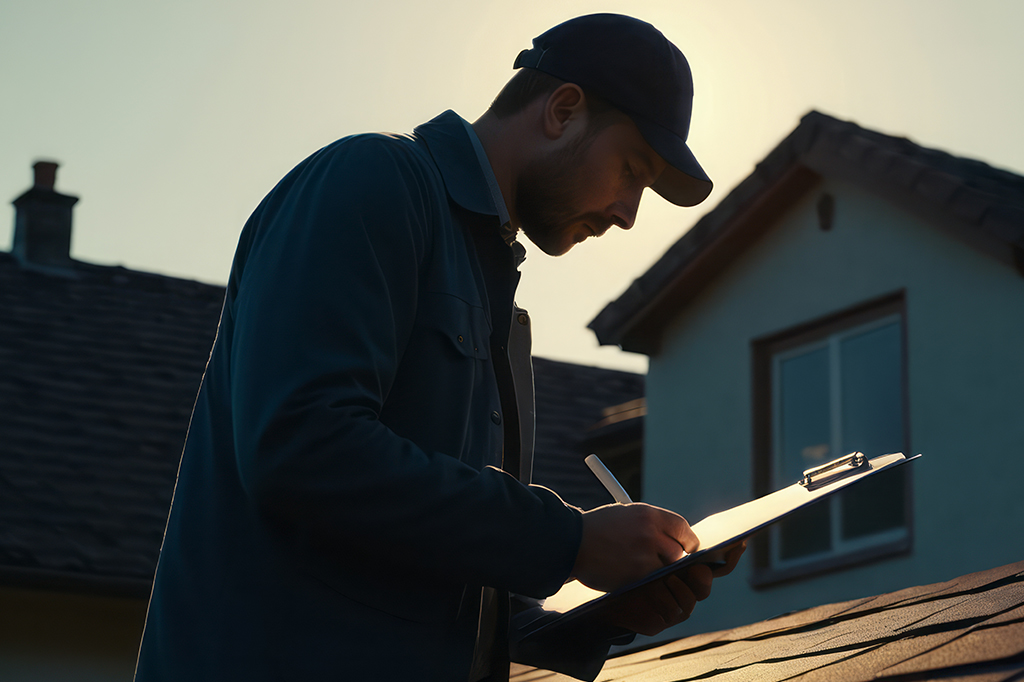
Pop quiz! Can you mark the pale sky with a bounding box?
[3,0,1022,373]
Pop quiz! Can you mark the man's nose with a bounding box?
[610,193,641,230]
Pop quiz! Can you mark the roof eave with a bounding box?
[588,111,830,354]
[590,110,1024,355]
[589,162,822,355]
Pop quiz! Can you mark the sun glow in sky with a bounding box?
[2,0,1022,372]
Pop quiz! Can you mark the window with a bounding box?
[752,294,912,584]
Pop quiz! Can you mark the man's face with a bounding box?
[516,117,667,256]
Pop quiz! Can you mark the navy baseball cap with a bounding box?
[513,14,712,207]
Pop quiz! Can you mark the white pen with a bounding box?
[585,454,633,504]
[586,453,727,565]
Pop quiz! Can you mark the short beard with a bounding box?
[516,130,604,255]
[516,151,581,254]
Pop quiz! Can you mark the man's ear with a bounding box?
[541,83,587,141]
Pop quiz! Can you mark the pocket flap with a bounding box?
[419,292,490,360]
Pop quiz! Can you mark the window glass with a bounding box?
[777,347,832,559]
[769,313,907,569]
[779,347,831,482]
[840,322,905,539]
[840,322,903,457]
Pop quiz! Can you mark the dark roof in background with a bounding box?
[590,110,1024,354]
[512,559,1024,682]
[531,357,644,511]
[0,251,641,594]
[0,253,224,595]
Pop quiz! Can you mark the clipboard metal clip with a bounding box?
[800,451,869,491]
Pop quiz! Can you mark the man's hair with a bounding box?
[488,68,619,127]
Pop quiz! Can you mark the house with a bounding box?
[531,357,645,509]
[511,559,1024,681]
[0,161,643,680]
[589,111,1024,637]
[0,162,225,680]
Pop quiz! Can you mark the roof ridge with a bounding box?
[590,110,1024,351]
[0,251,225,299]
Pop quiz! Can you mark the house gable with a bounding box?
[585,111,1024,635]
[630,171,1024,637]
[590,111,1024,355]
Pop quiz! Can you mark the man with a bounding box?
[135,13,742,682]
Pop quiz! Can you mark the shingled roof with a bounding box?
[0,251,225,595]
[512,559,1024,682]
[590,111,1024,354]
[0,249,640,594]
[531,357,644,510]
[0,161,644,595]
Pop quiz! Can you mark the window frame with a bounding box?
[750,292,914,588]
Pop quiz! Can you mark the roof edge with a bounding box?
[0,565,153,600]
[589,111,829,352]
[590,110,1024,353]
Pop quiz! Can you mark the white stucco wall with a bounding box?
[641,179,1024,640]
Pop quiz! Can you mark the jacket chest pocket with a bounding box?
[418,292,490,360]
[391,291,499,468]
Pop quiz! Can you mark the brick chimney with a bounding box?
[11,160,79,268]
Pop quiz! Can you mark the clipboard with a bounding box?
[518,451,921,645]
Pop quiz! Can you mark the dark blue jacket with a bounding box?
[135,111,583,681]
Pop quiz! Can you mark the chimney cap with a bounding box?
[33,160,59,190]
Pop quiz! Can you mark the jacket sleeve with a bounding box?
[508,595,636,681]
[224,135,581,599]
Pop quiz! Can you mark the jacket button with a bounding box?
[491,411,501,425]
[517,313,529,326]
[457,335,464,343]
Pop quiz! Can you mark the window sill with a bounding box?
[749,536,911,590]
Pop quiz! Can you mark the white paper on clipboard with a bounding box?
[523,452,921,643]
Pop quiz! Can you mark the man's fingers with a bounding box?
[655,533,686,566]
[711,541,747,578]
[647,506,698,564]
[573,504,734,595]
[638,575,700,633]
[641,581,683,626]
[661,575,697,623]
[575,503,701,592]
[681,564,713,601]
[627,612,670,638]
[602,578,698,637]
[659,510,700,555]
[573,508,749,639]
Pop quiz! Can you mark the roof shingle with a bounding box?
[0,253,224,594]
[526,357,644,511]
[512,560,1024,682]
[0,251,644,593]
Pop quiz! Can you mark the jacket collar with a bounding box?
[414,110,506,220]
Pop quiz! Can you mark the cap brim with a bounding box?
[633,118,713,207]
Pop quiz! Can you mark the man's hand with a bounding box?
[603,542,745,635]
[572,503,699,592]
[709,541,746,578]
[596,565,710,636]
[571,503,747,637]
